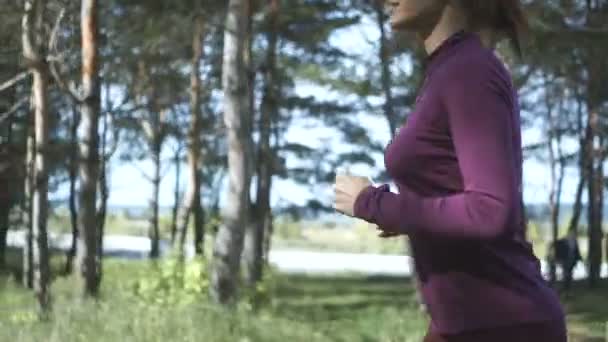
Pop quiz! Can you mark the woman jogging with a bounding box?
[333,1,567,340]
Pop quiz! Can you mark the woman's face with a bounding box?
[385,0,447,32]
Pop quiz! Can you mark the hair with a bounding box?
[456,0,528,57]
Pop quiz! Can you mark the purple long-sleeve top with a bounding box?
[353,31,565,334]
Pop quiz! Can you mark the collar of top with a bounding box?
[424,30,479,74]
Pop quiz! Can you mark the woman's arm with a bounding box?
[354,60,518,241]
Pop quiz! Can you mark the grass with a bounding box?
[272,220,407,255]
[0,261,428,342]
[1,259,607,342]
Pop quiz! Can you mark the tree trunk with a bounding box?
[373,0,397,136]
[22,102,34,289]
[264,117,283,262]
[244,0,278,286]
[568,175,586,234]
[65,106,80,275]
[177,13,206,258]
[170,146,181,247]
[549,109,566,285]
[0,205,8,270]
[76,0,101,297]
[243,0,256,181]
[23,0,51,313]
[262,209,274,265]
[583,1,604,289]
[592,133,604,281]
[545,85,559,284]
[0,97,14,269]
[586,109,602,287]
[149,131,162,259]
[97,106,109,269]
[190,13,205,257]
[178,194,192,255]
[555,134,565,237]
[241,0,256,285]
[567,96,587,236]
[210,0,250,304]
[30,68,51,310]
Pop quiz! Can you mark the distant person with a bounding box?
[334,0,566,341]
[548,229,582,291]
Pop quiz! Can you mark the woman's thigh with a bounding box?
[423,319,567,342]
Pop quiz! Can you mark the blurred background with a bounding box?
[1,0,608,341]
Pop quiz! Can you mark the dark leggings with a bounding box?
[423,319,567,342]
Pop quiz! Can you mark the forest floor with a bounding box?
[0,260,607,342]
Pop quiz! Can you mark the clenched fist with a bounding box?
[333,173,372,217]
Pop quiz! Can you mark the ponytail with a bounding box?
[456,0,528,58]
[496,0,528,58]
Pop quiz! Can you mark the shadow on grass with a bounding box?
[275,275,415,299]
[556,279,608,341]
[273,274,608,340]
[273,274,421,322]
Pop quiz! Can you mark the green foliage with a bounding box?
[2,261,608,341]
[527,220,543,242]
[132,257,209,306]
[0,263,429,342]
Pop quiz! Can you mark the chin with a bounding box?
[390,18,417,32]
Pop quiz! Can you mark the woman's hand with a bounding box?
[334,173,372,217]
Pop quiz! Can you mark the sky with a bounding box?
[53,15,583,211]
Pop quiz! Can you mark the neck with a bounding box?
[423,5,467,56]
[476,28,497,49]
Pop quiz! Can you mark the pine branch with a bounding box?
[0,96,29,123]
[129,161,152,182]
[0,72,30,93]
[49,59,82,103]
[48,7,83,103]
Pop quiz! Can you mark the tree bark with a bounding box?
[582,0,605,289]
[244,0,278,286]
[567,95,587,236]
[76,0,101,297]
[0,202,8,270]
[241,0,256,285]
[264,118,283,262]
[22,101,34,289]
[65,106,80,275]
[555,126,566,241]
[373,0,397,136]
[149,130,161,259]
[0,87,15,269]
[176,13,206,258]
[569,176,586,234]
[210,0,251,304]
[170,146,181,247]
[97,105,109,269]
[22,0,51,313]
[178,194,192,255]
[545,84,559,283]
[190,13,205,257]
[262,209,274,265]
[586,108,602,287]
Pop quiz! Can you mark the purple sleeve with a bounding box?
[354,62,517,241]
